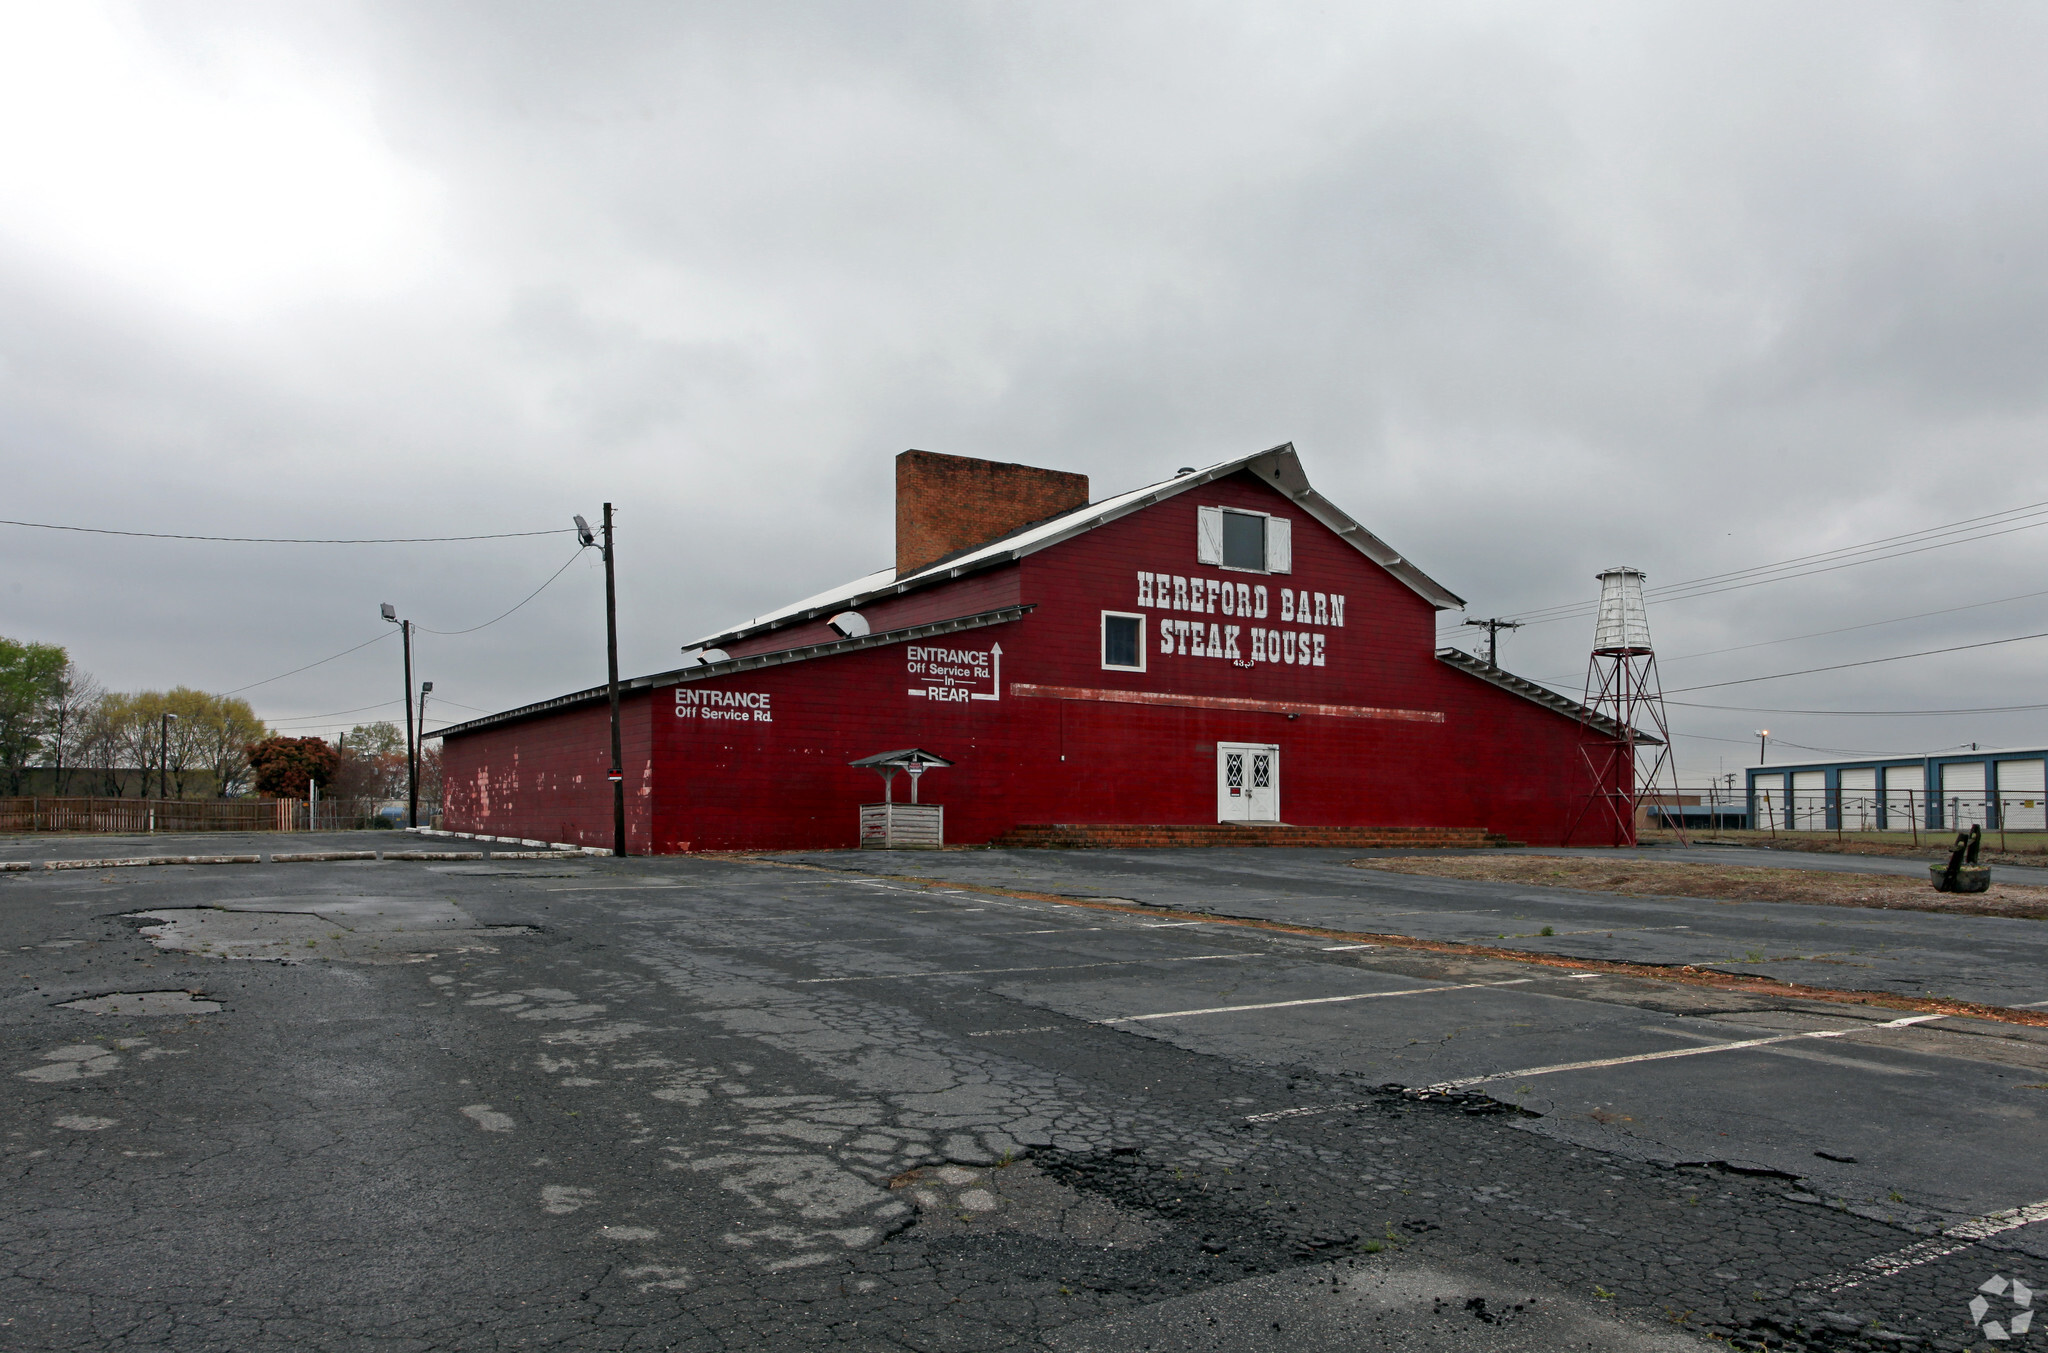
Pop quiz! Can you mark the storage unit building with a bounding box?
[432,444,1634,852]
[1748,749,2048,833]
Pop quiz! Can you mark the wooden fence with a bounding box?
[0,797,418,834]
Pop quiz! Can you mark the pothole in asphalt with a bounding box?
[889,1162,1168,1248]
[59,991,222,1016]
[128,909,534,963]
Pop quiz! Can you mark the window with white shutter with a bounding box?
[1196,507,1224,565]
[1264,516,1291,574]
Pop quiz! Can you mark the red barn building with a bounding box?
[432,444,1624,852]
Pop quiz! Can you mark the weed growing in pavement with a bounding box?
[1595,1286,1616,1301]
[1540,925,1555,936]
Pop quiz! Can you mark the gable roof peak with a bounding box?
[681,441,1464,652]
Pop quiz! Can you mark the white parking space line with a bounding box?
[992,927,1106,935]
[1525,924,1692,937]
[1321,943,1378,951]
[1814,1197,2048,1292]
[547,884,702,892]
[1139,921,1205,928]
[1424,1013,1946,1092]
[1099,978,1535,1024]
[791,953,1263,983]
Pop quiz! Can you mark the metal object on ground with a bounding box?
[1933,826,1991,892]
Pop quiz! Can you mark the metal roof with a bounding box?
[1745,745,2048,773]
[428,605,1028,741]
[1434,647,1659,744]
[847,749,954,769]
[682,442,1465,653]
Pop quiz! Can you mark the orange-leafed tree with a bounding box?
[246,736,339,800]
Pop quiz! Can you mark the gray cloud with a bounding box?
[3,0,2047,775]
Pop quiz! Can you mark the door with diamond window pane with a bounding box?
[1217,743,1280,822]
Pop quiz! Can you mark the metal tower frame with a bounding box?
[1565,568,1687,847]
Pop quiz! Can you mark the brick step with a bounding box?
[990,823,1513,850]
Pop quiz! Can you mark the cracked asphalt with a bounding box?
[3,832,2044,1351]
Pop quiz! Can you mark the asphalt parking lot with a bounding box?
[4,833,2044,1351]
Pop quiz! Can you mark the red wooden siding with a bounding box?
[442,469,1619,852]
[439,692,655,852]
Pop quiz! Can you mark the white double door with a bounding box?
[1217,743,1280,822]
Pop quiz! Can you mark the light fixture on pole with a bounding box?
[417,681,434,817]
[1755,729,1770,764]
[159,711,178,800]
[382,603,418,828]
[575,507,626,857]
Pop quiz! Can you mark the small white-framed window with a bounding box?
[1197,506,1291,574]
[1101,610,1146,671]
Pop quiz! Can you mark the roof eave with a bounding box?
[1435,647,1661,745]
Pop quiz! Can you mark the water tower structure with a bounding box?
[1567,567,1684,846]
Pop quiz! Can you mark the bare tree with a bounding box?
[75,695,134,797]
[184,691,265,797]
[46,664,103,795]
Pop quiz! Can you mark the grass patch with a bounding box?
[1350,855,2048,921]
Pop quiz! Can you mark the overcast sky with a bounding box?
[4,1,2047,783]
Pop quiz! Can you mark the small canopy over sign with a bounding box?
[848,748,954,771]
[850,748,953,804]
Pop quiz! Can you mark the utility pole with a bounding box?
[1460,617,1523,666]
[382,604,417,828]
[577,506,626,857]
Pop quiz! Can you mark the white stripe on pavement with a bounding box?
[1812,1197,2048,1292]
[1424,1013,1946,1092]
[792,953,1260,983]
[1098,978,1534,1024]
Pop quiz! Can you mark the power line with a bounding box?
[415,550,585,636]
[262,701,405,727]
[223,631,393,696]
[1665,629,2048,695]
[220,550,585,698]
[1472,499,2048,630]
[0,518,574,544]
[1656,587,2048,664]
[1675,730,1973,757]
[1505,585,2048,686]
[1668,699,2048,717]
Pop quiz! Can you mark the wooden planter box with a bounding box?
[859,803,943,849]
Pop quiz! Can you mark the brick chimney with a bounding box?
[895,450,1090,577]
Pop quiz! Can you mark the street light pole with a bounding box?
[1756,729,1770,764]
[576,506,626,857]
[417,681,433,822]
[159,712,178,800]
[383,603,417,828]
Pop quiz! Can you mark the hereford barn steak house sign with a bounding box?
[1139,572,1344,668]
